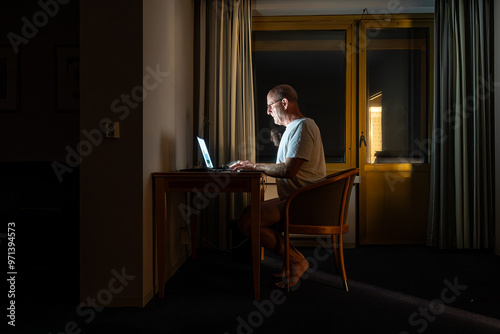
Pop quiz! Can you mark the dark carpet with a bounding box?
[10,245,500,334]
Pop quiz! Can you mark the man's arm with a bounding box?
[230,157,305,179]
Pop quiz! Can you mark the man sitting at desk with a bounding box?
[230,84,326,288]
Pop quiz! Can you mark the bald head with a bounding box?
[268,84,298,104]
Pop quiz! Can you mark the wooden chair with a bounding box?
[283,168,359,291]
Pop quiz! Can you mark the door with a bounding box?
[358,19,434,244]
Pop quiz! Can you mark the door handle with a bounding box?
[360,132,367,147]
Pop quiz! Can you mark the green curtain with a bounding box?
[428,0,494,249]
[194,0,256,248]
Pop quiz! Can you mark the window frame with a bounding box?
[252,16,357,173]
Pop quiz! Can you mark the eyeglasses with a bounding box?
[267,99,283,110]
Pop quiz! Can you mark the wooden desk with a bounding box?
[152,171,263,300]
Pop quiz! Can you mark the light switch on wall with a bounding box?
[104,122,120,138]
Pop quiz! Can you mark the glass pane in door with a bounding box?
[366,28,429,164]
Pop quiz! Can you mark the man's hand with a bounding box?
[229,160,255,171]
[229,158,305,179]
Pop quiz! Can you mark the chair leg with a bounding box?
[332,235,340,268]
[338,235,348,292]
[285,230,290,292]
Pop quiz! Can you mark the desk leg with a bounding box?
[191,193,197,259]
[156,182,167,298]
[251,178,261,301]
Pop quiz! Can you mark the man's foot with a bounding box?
[275,257,309,289]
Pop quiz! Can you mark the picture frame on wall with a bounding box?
[0,46,18,111]
[56,46,79,112]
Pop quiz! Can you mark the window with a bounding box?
[252,18,354,168]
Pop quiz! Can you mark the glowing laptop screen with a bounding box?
[196,136,214,169]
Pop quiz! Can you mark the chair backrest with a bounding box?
[286,168,358,227]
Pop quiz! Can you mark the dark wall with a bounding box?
[0,0,80,162]
[0,0,80,306]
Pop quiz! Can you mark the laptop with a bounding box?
[179,137,236,172]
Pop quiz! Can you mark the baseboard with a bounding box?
[142,286,155,307]
[102,296,147,307]
[154,250,191,294]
